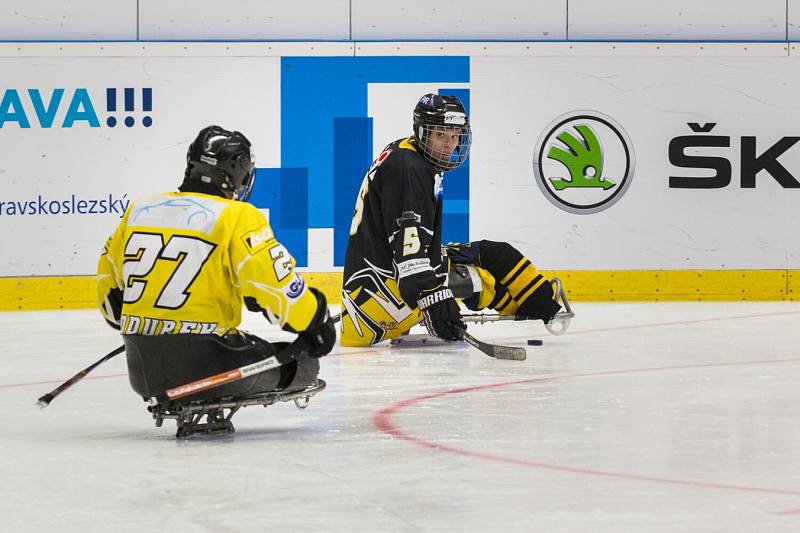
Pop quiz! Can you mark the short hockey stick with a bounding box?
[165,336,311,401]
[457,326,527,361]
[36,344,126,408]
[165,356,283,400]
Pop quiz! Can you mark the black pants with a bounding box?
[446,240,560,321]
[123,332,318,404]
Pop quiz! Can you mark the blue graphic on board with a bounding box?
[0,87,154,128]
[106,88,153,128]
[249,168,309,265]
[438,88,470,253]
[248,56,470,267]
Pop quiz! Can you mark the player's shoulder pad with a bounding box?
[235,203,275,255]
[380,138,433,177]
[397,136,418,153]
[240,222,275,255]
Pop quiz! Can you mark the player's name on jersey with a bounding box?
[120,314,220,335]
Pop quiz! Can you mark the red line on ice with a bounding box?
[373,358,800,498]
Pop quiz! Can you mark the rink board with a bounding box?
[1,42,799,307]
[2,269,799,311]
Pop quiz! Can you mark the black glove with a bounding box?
[102,287,123,330]
[416,286,466,341]
[299,287,336,358]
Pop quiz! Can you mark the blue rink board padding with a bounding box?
[249,56,470,267]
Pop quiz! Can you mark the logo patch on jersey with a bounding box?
[242,225,274,254]
[284,273,305,299]
[396,257,432,278]
[395,210,421,227]
[366,147,394,179]
[376,148,393,164]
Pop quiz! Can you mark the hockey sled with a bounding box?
[544,277,574,335]
[460,277,575,335]
[147,379,326,438]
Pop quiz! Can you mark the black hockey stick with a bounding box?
[334,312,526,360]
[36,344,126,408]
[333,311,533,325]
[457,326,527,361]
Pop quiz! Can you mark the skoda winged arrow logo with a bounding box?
[534,111,634,214]
[547,124,615,191]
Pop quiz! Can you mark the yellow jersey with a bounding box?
[96,191,318,336]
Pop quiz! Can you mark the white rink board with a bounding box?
[138,0,351,40]
[0,57,282,276]
[568,0,787,41]
[0,0,788,41]
[351,0,566,40]
[470,55,800,270]
[2,48,800,276]
[0,0,137,40]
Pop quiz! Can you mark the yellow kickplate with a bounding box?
[0,276,97,311]
[548,270,791,302]
[1,270,795,312]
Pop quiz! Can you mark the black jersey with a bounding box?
[342,137,447,335]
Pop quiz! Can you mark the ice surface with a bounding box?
[1,302,799,532]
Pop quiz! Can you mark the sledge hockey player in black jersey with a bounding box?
[340,94,572,347]
[96,125,335,435]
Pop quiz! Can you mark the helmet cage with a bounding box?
[412,94,471,172]
[236,165,255,202]
[415,123,472,172]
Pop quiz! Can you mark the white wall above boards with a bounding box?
[569,0,788,41]
[0,0,136,40]
[351,0,566,40]
[787,0,800,39]
[139,0,351,40]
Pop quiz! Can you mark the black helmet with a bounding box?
[183,125,255,201]
[412,94,471,172]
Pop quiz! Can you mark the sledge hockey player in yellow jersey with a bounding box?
[340,94,571,347]
[96,126,335,419]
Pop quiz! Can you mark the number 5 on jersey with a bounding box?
[403,226,420,256]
